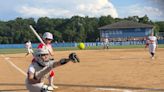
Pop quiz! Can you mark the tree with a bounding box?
[53,30,62,42]
[76,24,86,42]
[63,29,76,42]
[98,15,114,26]
[37,17,54,34]
[153,25,160,36]
[155,21,164,32]
[84,17,99,41]
[125,16,139,22]
[0,15,161,44]
[139,15,152,24]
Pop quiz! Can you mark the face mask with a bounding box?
[36,55,50,67]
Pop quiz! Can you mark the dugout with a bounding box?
[98,20,153,42]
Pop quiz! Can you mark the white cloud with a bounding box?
[118,4,163,20]
[129,4,163,17]
[18,6,71,18]
[75,0,118,18]
[19,6,48,17]
[17,0,118,18]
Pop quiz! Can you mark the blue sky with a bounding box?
[0,0,163,21]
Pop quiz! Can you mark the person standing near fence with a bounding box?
[103,38,109,49]
[25,40,33,56]
[147,32,158,59]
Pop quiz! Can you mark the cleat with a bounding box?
[51,85,58,89]
[151,56,155,60]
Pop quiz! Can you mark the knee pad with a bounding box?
[50,70,55,77]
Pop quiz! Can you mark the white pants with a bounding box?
[27,48,34,54]
[103,42,109,48]
[148,44,156,53]
[25,79,44,92]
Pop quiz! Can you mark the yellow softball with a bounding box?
[78,43,85,49]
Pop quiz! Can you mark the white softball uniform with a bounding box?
[25,41,33,53]
[104,38,109,46]
[148,36,157,53]
[37,43,53,56]
[26,62,51,92]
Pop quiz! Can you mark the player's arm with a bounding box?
[53,53,80,67]
[27,66,41,84]
[49,50,54,56]
[52,58,70,67]
[49,45,54,56]
[27,72,41,84]
[145,42,149,48]
[34,61,65,80]
[34,53,80,80]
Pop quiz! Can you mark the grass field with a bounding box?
[0,44,164,54]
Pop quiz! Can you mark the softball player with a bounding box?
[37,32,57,89]
[25,40,34,56]
[148,32,158,59]
[103,38,109,49]
[26,47,79,92]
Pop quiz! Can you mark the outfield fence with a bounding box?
[0,40,164,49]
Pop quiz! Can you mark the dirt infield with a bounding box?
[0,48,164,92]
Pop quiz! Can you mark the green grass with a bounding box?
[0,48,28,54]
[0,44,164,54]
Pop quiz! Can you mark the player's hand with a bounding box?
[69,53,80,63]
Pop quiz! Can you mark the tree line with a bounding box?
[0,15,163,44]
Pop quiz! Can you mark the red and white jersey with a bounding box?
[148,36,157,45]
[37,43,53,55]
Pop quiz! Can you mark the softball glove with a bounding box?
[69,53,80,63]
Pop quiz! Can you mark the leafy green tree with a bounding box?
[0,36,2,43]
[98,15,114,26]
[155,21,164,32]
[37,17,54,33]
[0,15,163,44]
[53,30,62,42]
[2,37,9,44]
[139,15,153,24]
[125,16,139,22]
[63,29,76,42]
[84,17,99,41]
